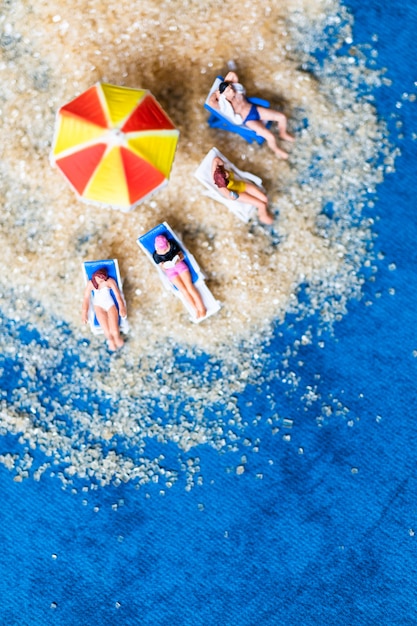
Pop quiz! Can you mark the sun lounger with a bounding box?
[82,259,129,335]
[137,222,221,323]
[204,76,271,145]
[194,147,266,223]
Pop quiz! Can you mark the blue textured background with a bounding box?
[1,0,416,624]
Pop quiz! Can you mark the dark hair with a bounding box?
[219,81,231,94]
[91,267,109,289]
[213,164,228,188]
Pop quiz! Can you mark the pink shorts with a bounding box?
[164,260,189,280]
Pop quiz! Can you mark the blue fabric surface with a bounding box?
[1,1,417,625]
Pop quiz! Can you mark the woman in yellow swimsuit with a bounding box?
[208,71,294,160]
[211,156,273,225]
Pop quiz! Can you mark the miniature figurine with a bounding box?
[153,234,207,319]
[138,223,221,323]
[208,71,294,159]
[82,267,126,351]
[211,155,273,224]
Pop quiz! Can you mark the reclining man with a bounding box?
[208,71,294,159]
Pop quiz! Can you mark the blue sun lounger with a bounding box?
[137,222,221,323]
[82,259,129,335]
[204,76,271,145]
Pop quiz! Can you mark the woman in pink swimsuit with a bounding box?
[82,267,126,351]
[153,235,207,319]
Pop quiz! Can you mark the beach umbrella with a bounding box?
[50,82,179,211]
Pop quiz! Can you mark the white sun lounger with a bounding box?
[82,259,129,335]
[137,222,221,323]
[194,147,265,223]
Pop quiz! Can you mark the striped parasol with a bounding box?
[50,82,179,211]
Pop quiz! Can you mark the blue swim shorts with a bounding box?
[244,104,261,124]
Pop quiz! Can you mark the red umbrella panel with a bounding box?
[50,83,180,211]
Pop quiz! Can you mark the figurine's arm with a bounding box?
[161,246,184,268]
[154,255,169,271]
[82,282,93,323]
[108,278,127,318]
[224,71,239,83]
[173,241,185,262]
[211,156,224,178]
[208,89,220,109]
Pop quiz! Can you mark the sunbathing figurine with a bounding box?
[82,266,126,351]
[153,234,207,319]
[208,71,294,159]
[211,155,273,224]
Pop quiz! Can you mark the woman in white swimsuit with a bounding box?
[82,267,127,351]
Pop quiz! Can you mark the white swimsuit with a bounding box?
[93,286,115,311]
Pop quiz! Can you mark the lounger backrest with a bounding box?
[204,76,270,119]
[195,147,233,188]
[204,76,244,126]
[204,76,223,112]
[84,259,119,283]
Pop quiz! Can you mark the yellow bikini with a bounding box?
[226,171,247,194]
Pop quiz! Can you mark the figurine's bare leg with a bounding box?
[245,119,289,159]
[107,305,124,348]
[180,271,207,318]
[95,305,123,350]
[172,271,207,319]
[255,106,295,142]
[238,188,274,225]
[243,181,268,203]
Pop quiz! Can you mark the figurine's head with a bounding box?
[219,81,232,94]
[155,234,170,253]
[91,267,109,289]
[213,164,228,188]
